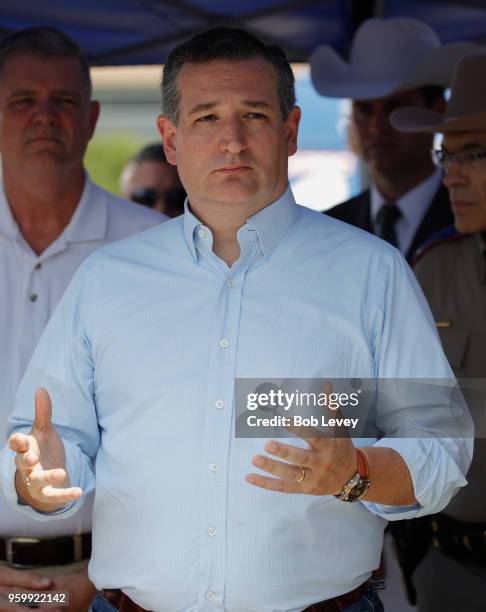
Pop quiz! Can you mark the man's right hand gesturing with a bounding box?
[9,388,83,512]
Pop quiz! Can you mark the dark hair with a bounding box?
[131,143,168,165]
[418,85,445,108]
[0,26,91,96]
[161,27,295,124]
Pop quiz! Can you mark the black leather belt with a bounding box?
[0,533,91,568]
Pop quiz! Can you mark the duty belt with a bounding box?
[431,514,486,566]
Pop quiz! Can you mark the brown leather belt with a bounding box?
[102,590,150,612]
[303,581,372,611]
[102,582,371,612]
[0,533,91,568]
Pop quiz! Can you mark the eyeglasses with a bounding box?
[432,148,486,169]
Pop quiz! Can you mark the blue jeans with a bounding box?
[89,594,117,612]
[89,587,384,612]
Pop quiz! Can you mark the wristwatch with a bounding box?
[335,448,371,502]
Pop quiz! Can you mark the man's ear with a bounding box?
[88,100,101,140]
[157,115,177,166]
[285,106,301,157]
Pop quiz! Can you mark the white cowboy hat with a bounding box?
[391,53,486,133]
[310,17,482,100]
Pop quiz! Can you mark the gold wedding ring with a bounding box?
[296,466,306,483]
[25,476,32,488]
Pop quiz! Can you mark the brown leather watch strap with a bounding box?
[356,448,370,479]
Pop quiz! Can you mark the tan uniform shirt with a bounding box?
[415,233,486,521]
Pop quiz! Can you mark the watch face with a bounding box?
[347,478,371,501]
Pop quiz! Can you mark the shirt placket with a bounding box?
[196,228,258,611]
[18,248,50,370]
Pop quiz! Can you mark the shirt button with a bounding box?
[209,464,218,472]
[198,228,206,239]
[34,263,42,270]
[30,294,38,302]
[206,591,215,601]
[227,279,234,288]
[219,339,229,349]
[215,400,224,410]
[207,527,216,537]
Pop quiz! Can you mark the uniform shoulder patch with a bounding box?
[412,225,467,267]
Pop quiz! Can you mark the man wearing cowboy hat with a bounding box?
[391,53,486,612]
[310,17,479,262]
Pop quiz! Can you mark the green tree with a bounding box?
[85,134,143,196]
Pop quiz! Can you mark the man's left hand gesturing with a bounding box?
[245,433,358,496]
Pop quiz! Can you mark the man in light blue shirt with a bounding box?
[1,28,472,612]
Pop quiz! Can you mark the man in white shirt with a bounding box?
[310,17,480,262]
[0,26,164,611]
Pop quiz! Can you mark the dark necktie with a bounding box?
[376,202,402,247]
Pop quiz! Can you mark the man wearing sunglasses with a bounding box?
[392,53,486,612]
[120,143,186,217]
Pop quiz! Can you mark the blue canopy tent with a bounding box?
[1,0,486,66]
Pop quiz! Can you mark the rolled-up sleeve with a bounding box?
[363,436,472,520]
[362,249,473,519]
[0,254,101,520]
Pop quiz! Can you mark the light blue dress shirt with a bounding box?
[1,187,471,612]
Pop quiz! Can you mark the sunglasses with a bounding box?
[130,187,186,213]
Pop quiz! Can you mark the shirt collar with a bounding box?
[370,168,443,227]
[0,183,20,240]
[183,185,299,263]
[183,199,202,262]
[63,176,108,242]
[0,174,108,244]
